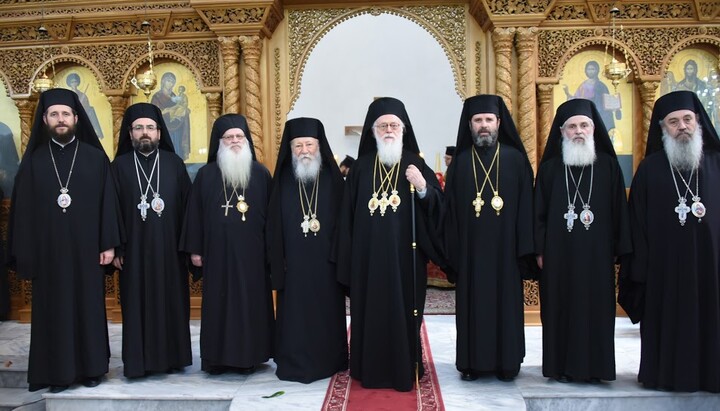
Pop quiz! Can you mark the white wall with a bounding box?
[288,13,463,173]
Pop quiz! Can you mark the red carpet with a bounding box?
[322,321,444,410]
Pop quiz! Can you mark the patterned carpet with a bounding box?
[345,286,456,315]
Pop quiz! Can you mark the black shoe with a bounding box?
[496,371,516,382]
[82,377,102,388]
[207,366,227,375]
[236,365,256,375]
[48,385,69,393]
[460,371,478,381]
[555,374,572,383]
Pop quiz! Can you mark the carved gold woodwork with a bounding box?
[273,48,282,158]
[287,5,467,109]
[536,83,555,162]
[108,96,129,153]
[636,80,660,170]
[205,92,222,126]
[219,36,241,114]
[14,99,36,156]
[239,35,264,163]
[491,27,515,115]
[515,27,538,172]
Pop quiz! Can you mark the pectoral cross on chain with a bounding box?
[301,215,310,237]
[564,206,578,232]
[675,198,690,226]
[137,198,150,221]
[221,201,233,217]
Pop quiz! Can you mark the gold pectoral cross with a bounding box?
[472,193,484,217]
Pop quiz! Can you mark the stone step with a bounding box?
[0,357,29,389]
[0,388,44,411]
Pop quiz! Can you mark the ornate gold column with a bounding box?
[239,35,264,163]
[537,83,555,166]
[491,28,516,114]
[515,27,538,172]
[205,92,222,126]
[108,96,128,153]
[637,80,660,170]
[15,98,36,156]
[220,36,241,115]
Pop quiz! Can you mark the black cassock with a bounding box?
[11,140,121,388]
[181,162,274,370]
[111,149,192,378]
[445,144,534,376]
[534,152,631,381]
[272,167,348,383]
[620,151,720,392]
[337,150,444,392]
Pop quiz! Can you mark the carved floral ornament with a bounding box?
[287,5,467,109]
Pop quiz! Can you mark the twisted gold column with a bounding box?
[637,81,660,170]
[492,28,516,115]
[516,27,538,173]
[239,35,264,163]
[537,84,555,166]
[220,36,240,115]
[108,96,129,155]
[15,98,36,156]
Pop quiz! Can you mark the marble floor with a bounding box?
[1,316,718,410]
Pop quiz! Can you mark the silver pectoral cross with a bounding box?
[137,196,150,221]
[675,198,690,226]
[301,215,310,237]
[564,205,578,232]
[221,200,233,217]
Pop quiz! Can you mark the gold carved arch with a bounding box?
[122,47,208,94]
[551,37,644,81]
[288,4,467,110]
[42,52,108,90]
[658,35,720,77]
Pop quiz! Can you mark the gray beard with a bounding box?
[217,142,252,189]
[472,129,498,147]
[663,125,703,171]
[292,151,322,184]
[374,129,403,166]
[562,135,597,166]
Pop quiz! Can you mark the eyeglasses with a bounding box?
[131,124,157,131]
[374,123,402,131]
[222,134,245,141]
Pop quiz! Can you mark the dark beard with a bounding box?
[132,137,159,154]
[45,123,76,144]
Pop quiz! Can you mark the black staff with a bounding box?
[410,183,420,392]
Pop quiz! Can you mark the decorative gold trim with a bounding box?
[288,5,467,110]
[274,47,282,157]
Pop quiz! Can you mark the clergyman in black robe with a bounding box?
[619,91,720,392]
[180,114,273,374]
[267,117,348,383]
[336,97,447,392]
[8,88,121,392]
[534,99,631,383]
[444,95,535,382]
[111,103,192,378]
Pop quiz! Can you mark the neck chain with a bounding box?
[49,140,80,213]
[133,151,164,221]
[368,155,401,216]
[669,162,705,225]
[564,163,594,231]
[299,172,321,237]
[471,143,503,216]
[222,181,248,221]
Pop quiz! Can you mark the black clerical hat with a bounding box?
[273,117,342,181]
[453,94,528,159]
[357,97,420,157]
[445,146,455,156]
[540,98,616,165]
[116,103,175,157]
[645,90,720,156]
[206,114,257,163]
[24,88,104,160]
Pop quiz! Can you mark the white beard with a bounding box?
[663,125,703,171]
[374,129,403,166]
[292,151,322,183]
[562,135,597,166]
[217,142,252,189]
